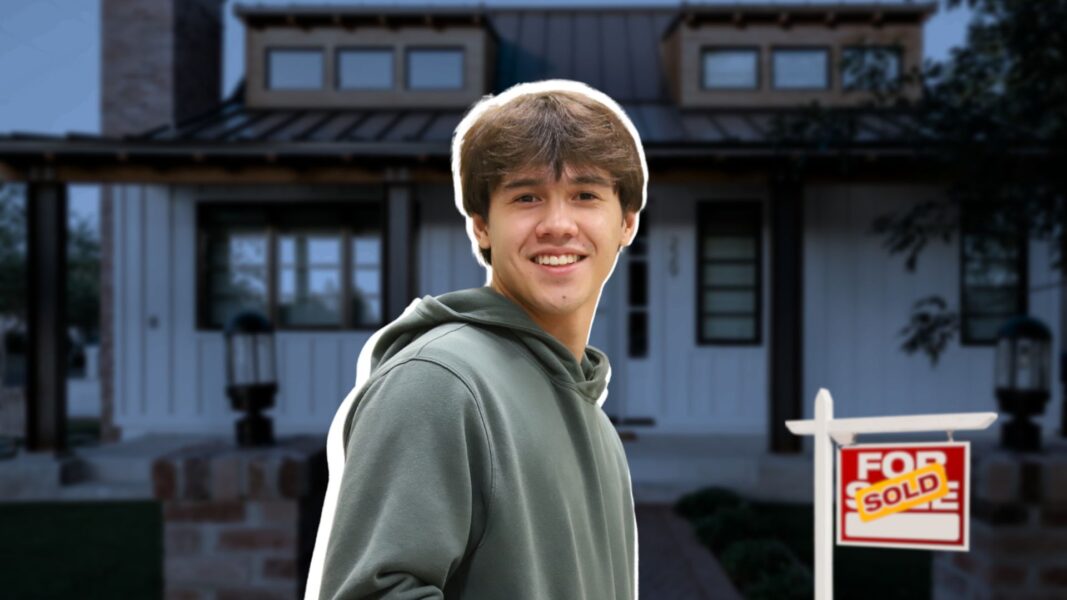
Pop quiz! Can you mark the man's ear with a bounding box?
[471,213,491,251]
[620,210,639,248]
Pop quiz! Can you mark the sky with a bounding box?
[0,0,975,226]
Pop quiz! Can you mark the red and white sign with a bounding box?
[837,441,970,551]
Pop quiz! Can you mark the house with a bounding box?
[2,0,1062,488]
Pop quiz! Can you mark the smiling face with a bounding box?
[471,162,638,329]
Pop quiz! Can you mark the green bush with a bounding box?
[673,486,743,520]
[720,538,795,588]
[744,563,813,600]
[694,505,769,553]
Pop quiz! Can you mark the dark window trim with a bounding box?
[265,46,326,91]
[699,46,761,91]
[770,46,832,91]
[958,213,1028,346]
[335,46,396,91]
[696,201,763,346]
[195,199,386,332]
[840,44,904,91]
[404,45,466,90]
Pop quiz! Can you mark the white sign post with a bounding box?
[786,388,997,600]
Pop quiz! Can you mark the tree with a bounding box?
[772,0,1067,364]
[0,183,101,379]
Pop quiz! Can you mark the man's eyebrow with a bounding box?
[501,177,544,190]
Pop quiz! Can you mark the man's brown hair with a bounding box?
[458,90,645,265]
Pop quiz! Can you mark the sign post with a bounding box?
[786,389,997,599]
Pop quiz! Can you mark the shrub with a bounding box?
[673,486,743,521]
[693,505,769,554]
[744,563,814,600]
[720,538,795,588]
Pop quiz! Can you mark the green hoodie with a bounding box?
[314,286,637,599]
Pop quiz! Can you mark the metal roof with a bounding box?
[0,5,933,173]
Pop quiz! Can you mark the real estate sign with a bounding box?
[837,441,970,551]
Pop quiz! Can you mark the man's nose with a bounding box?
[536,197,579,238]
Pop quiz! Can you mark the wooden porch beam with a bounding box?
[26,182,68,453]
[768,170,804,454]
[385,179,415,321]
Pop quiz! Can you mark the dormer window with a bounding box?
[701,48,759,90]
[266,48,324,90]
[772,48,829,90]
[406,47,464,90]
[841,46,903,91]
[337,48,394,90]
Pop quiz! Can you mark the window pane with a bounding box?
[841,46,901,90]
[268,49,323,90]
[353,234,381,267]
[354,268,380,296]
[207,232,268,327]
[353,296,381,325]
[703,236,756,260]
[964,260,1020,287]
[704,264,756,286]
[966,316,1011,342]
[702,317,755,340]
[277,233,342,326]
[963,287,1020,315]
[338,49,393,90]
[703,289,755,313]
[407,49,463,90]
[773,49,828,89]
[702,49,758,89]
[628,261,647,307]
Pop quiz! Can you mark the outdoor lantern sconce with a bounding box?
[995,315,1052,452]
[224,311,278,447]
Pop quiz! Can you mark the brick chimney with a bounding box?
[101,0,225,136]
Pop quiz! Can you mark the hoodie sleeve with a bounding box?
[318,357,493,600]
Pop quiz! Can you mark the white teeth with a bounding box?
[534,254,580,266]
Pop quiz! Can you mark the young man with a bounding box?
[306,79,647,599]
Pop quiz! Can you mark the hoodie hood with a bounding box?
[369,286,610,406]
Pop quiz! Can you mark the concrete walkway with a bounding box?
[636,504,743,600]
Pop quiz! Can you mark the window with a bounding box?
[697,202,761,344]
[267,49,324,90]
[337,48,394,90]
[841,46,902,90]
[701,48,759,90]
[406,48,464,90]
[960,206,1027,344]
[198,202,383,330]
[772,48,829,90]
[628,213,650,358]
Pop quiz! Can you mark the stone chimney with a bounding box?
[101,0,225,136]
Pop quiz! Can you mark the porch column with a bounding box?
[385,182,415,321]
[26,182,68,453]
[769,171,804,453]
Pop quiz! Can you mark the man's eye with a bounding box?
[515,195,537,203]
[579,192,599,201]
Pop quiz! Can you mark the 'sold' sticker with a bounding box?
[855,463,950,522]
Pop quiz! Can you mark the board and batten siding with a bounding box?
[638,183,771,434]
[111,184,380,438]
[803,184,1062,436]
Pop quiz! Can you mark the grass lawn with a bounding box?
[0,500,162,599]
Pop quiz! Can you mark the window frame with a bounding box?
[700,46,761,91]
[958,209,1028,346]
[404,45,466,90]
[196,200,387,332]
[840,45,904,91]
[696,201,763,346]
[265,47,326,91]
[770,46,831,91]
[335,46,396,91]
